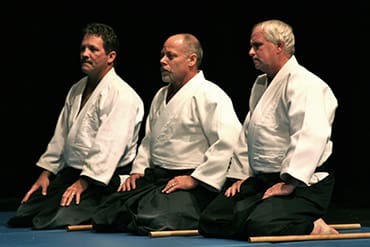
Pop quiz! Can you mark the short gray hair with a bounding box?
[180,33,203,68]
[254,19,295,56]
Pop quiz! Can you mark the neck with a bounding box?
[166,83,182,103]
[87,66,112,88]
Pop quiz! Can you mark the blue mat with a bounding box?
[1,211,370,247]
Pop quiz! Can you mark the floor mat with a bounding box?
[1,211,370,247]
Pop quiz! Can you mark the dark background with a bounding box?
[1,2,366,210]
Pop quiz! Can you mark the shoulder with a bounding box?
[68,77,87,96]
[288,65,330,91]
[285,56,328,89]
[195,79,232,102]
[100,76,144,108]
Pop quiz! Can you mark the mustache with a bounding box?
[81,58,92,64]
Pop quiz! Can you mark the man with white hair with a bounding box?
[199,19,339,239]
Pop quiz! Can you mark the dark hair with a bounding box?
[83,22,119,55]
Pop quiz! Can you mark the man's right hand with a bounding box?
[224,179,246,198]
[21,170,51,203]
[118,173,144,192]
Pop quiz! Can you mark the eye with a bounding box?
[89,46,99,52]
[160,52,175,60]
[167,54,175,60]
[251,42,263,50]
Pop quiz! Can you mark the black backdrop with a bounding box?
[1,2,365,208]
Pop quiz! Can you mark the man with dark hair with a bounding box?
[7,22,144,229]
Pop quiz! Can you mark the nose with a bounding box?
[248,47,255,56]
[160,56,167,66]
[80,46,90,56]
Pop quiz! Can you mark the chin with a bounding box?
[161,76,170,83]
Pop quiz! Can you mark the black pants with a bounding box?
[198,172,335,240]
[92,166,217,235]
[7,165,131,229]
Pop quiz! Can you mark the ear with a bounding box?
[187,53,197,67]
[276,41,284,53]
[107,51,117,64]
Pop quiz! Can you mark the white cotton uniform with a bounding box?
[36,68,144,185]
[131,71,242,191]
[228,56,338,186]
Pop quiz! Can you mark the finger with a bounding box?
[41,188,47,196]
[224,189,231,197]
[123,182,131,192]
[75,193,80,205]
[130,177,137,190]
[262,191,271,199]
[21,192,31,203]
[60,191,74,206]
[123,177,134,191]
[60,195,68,206]
[162,182,177,194]
[237,184,241,193]
[117,184,123,192]
[65,192,75,206]
[121,182,128,191]
[23,185,42,203]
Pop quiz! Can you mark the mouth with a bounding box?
[161,69,170,74]
[252,58,261,65]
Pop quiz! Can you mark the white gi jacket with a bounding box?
[36,68,144,185]
[228,56,338,186]
[131,71,242,191]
